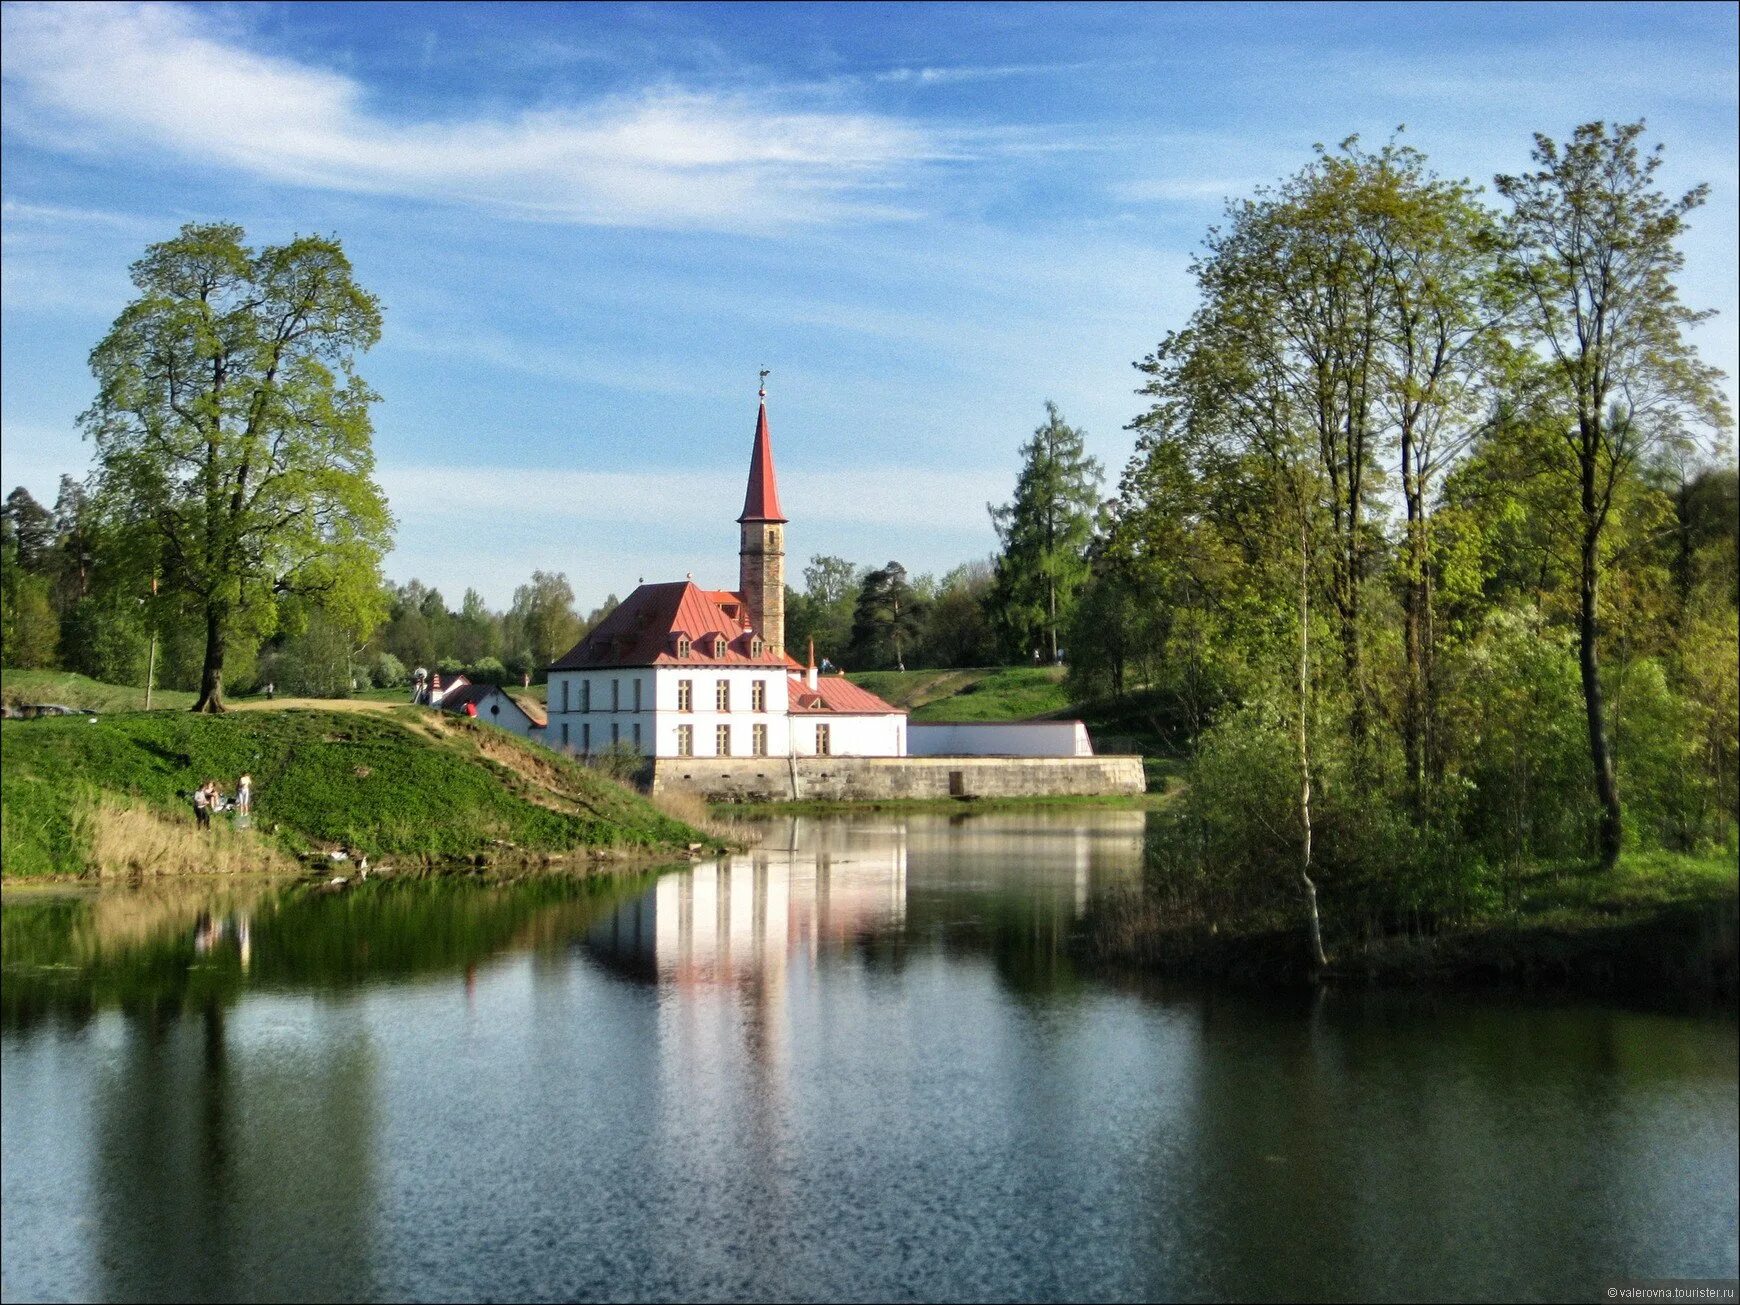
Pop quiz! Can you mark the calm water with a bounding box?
[2,811,1735,1303]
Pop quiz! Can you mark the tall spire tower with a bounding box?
[738,371,787,657]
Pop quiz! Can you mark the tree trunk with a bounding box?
[193,603,227,713]
[1578,518,1623,867]
[1400,427,1428,818]
[1297,520,1328,972]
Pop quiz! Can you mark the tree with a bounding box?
[850,562,925,670]
[786,555,861,661]
[2,488,55,573]
[1496,121,1731,865]
[509,570,582,670]
[988,403,1103,662]
[81,222,392,712]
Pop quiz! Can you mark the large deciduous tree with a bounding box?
[988,402,1103,663]
[81,223,392,712]
[1496,121,1730,866]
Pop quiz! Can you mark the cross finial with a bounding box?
[758,367,769,399]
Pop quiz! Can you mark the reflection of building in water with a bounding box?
[584,811,1147,988]
[586,820,909,987]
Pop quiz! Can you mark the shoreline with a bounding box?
[712,791,1174,817]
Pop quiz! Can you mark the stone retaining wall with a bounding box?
[646,754,1146,802]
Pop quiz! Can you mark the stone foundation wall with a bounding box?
[646,754,1146,802]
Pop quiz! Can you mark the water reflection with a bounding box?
[3,811,1734,1303]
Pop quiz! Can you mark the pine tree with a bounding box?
[988,402,1103,663]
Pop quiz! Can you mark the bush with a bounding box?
[467,656,508,687]
[373,652,408,688]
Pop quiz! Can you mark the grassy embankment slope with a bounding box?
[2,668,197,712]
[2,705,706,880]
[845,666,1071,722]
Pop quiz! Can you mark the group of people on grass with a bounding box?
[192,774,252,829]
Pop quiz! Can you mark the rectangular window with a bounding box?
[560,721,570,749]
[716,724,731,756]
[560,679,570,713]
[677,680,693,712]
[815,724,831,756]
[581,679,591,712]
[632,723,642,750]
[633,679,642,711]
[753,724,768,756]
[611,680,620,712]
[676,725,693,757]
[715,680,731,712]
[581,723,591,754]
[611,722,620,745]
[751,680,766,712]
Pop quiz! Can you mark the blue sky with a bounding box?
[3,1,1735,610]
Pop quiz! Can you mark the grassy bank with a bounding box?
[846,666,1071,722]
[1089,848,1739,1003]
[1,706,708,880]
[2,668,197,713]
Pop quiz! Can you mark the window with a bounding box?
[633,679,642,711]
[611,680,620,711]
[676,725,693,756]
[560,722,570,749]
[716,724,731,756]
[676,635,691,658]
[751,680,766,712]
[632,723,642,750]
[582,723,591,754]
[815,724,831,756]
[581,679,591,712]
[716,680,731,712]
[677,679,693,712]
[611,723,620,745]
[560,679,570,713]
[750,637,763,658]
[753,724,768,756]
[712,635,727,658]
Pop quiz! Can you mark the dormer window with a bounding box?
[712,635,727,658]
[750,637,763,658]
[676,635,691,658]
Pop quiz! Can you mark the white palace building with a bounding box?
[543,386,910,760]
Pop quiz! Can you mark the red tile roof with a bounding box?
[737,400,787,524]
[547,581,800,670]
[786,672,904,715]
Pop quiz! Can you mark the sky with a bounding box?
[2,1,1736,611]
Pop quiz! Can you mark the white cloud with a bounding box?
[0,2,970,231]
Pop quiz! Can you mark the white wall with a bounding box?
[788,713,906,758]
[906,721,1093,757]
[543,666,793,758]
[470,688,540,739]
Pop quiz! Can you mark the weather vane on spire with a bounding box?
[759,367,769,399]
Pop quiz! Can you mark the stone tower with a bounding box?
[738,382,787,657]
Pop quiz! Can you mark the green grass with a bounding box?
[1494,848,1738,929]
[846,666,1071,722]
[1,706,706,879]
[2,668,197,713]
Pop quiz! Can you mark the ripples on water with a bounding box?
[3,811,1736,1302]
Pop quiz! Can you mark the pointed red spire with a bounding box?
[738,382,787,524]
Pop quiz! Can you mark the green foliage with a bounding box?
[508,570,581,671]
[82,222,392,710]
[988,402,1103,661]
[372,651,408,688]
[849,561,925,670]
[1,708,701,878]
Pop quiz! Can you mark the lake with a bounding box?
[3,810,1735,1302]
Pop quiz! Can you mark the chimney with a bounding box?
[807,638,818,691]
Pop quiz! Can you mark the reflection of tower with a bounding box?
[738,379,787,658]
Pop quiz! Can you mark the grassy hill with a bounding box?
[2,668,197,713]
[846,666,1070,722]
[1,706,704,880]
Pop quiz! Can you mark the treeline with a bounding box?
[0,498,620,699]
[1058,123,1736,947]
